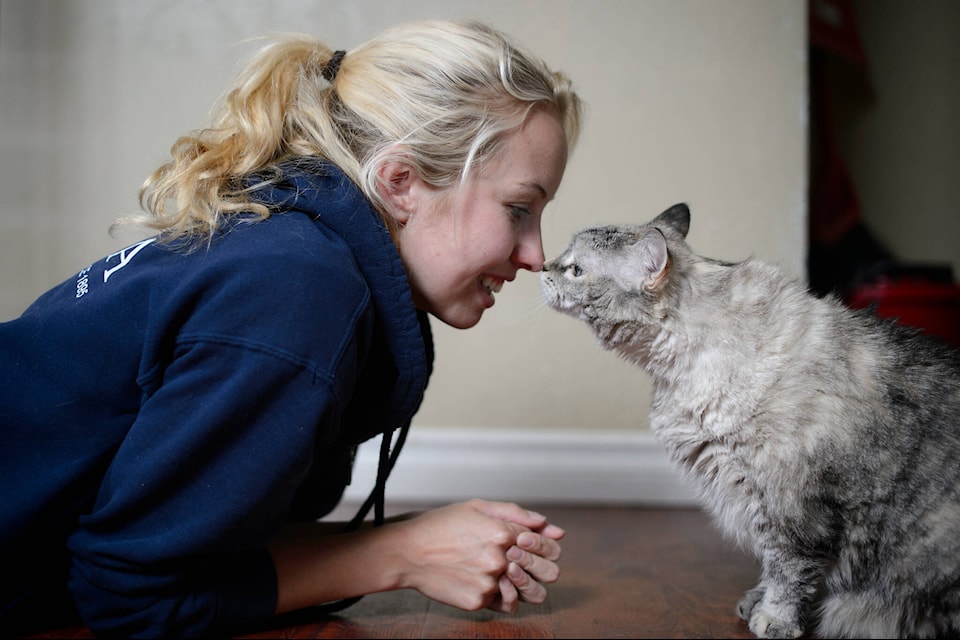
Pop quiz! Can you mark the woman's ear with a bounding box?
[377,160,417,227]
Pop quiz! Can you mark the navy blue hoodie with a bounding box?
[0,162,433,637]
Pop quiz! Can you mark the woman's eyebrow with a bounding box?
[517,181,547,198]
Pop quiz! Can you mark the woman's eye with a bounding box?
[508,205,530,220]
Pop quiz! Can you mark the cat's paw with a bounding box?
[748,609,803,639]
[737,587,764,621]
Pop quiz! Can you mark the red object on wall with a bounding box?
[848,277,960,350]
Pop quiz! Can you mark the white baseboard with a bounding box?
[342,427,699,507]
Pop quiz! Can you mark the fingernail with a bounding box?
[507,546,523,561]
[517,532,535,548]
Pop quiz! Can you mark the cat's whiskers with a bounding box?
[505,293,553,338]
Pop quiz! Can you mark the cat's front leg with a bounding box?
[742,555,822,639]
[748,600,803,639]
[736,584,764,621]
[736,581,802,638]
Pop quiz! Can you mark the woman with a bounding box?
[0,19,582,637]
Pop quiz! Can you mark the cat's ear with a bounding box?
[655,203,690,238]
[633,228,669,291]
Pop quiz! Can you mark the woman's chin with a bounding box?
[433,306,485,330]
[424,290,493,329]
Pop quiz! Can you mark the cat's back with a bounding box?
[683,255,955,370]
[656,252,960,482]
[669,257,866,390]
[677,255,960,425]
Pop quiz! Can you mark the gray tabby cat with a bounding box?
[541,203,960,639]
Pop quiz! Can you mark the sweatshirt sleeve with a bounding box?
[66,337,347,638]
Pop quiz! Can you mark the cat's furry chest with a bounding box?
[646,281,869,538]
[648,361,820,554]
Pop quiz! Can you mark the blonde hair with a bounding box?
[127,19,583,243]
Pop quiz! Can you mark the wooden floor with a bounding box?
[23,505,767,639]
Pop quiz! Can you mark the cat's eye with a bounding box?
[566,263,583,277]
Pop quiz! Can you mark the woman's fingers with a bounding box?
[518,530,562,562]
[472,500,562,535]
[507,541,560,582]
[493,573,520,614]
[506,560,548,604]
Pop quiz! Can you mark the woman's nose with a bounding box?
[512,229,545,272]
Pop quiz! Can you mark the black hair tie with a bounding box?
[322,50,346,82]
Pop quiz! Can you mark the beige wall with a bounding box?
[0,0,807,433]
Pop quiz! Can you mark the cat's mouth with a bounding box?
[539,278,564,311]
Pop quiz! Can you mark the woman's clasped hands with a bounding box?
[392,499,564,613]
